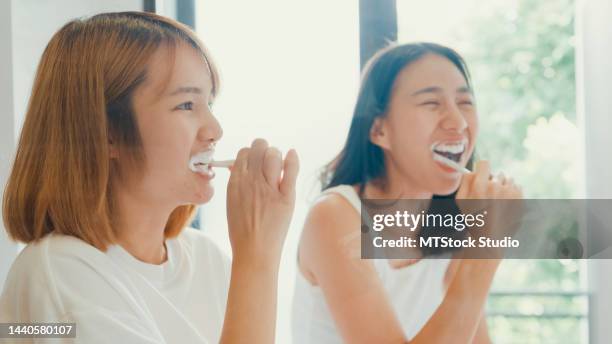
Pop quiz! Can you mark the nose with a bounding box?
[196,109,223,146]
[440,103,468,132]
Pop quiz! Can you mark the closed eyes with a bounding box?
[174,101,215,112]
[175,101,194,111]
[419,100,473,107]
[458,100,473,106]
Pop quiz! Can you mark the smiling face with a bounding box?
[370,53,478,195]
[114,41,222,208]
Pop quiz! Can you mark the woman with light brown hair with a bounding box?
[0,12,298,343]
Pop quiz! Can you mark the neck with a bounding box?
[365,160,433,200]
[111,181,173,265]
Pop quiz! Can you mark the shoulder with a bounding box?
[10,232,101,266]
[299,188,363,270]
[1,235,61,316]
[0,233,118,321]
[303,189,361,240]
[5,233,106,285]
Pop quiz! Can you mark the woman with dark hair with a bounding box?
[292,43,522,343]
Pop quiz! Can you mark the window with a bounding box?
[397,0,587,342]
[194,0,588,342]
[196,1,359,341]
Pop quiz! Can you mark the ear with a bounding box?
[369,117,391,150]
[108,136,120,159]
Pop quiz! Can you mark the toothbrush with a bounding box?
[432,153,471,174]
[209,159,234,168]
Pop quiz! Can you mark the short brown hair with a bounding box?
[2,12,219,250]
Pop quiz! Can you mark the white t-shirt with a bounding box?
[0,227,231,343]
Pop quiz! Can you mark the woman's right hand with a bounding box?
[226,138,299,266]
[455,160,523,258]
[456,160,522,199]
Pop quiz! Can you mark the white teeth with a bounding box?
[189,150,214,172]
[430,139,467,154]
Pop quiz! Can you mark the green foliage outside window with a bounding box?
[453,0,586,342]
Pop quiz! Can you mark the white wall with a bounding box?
[11,0,144,136]
[0,0,17,291]
[575,0,612,343]
[577,0,612,199]
[195,2,360,342]
[0,0,143,291]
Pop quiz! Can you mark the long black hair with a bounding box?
[322,43,475,255]
[322,42,474,194]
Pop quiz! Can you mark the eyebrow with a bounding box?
[168,86,203,96]
[411,86,473,96]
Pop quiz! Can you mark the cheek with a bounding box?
[387,117,435,162]
[138,120,196,171]
[390,114,437,147]
[467,112,478,134]
[466,112,479,149]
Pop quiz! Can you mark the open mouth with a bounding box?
[430,139,467,163]
[189,150,214,173]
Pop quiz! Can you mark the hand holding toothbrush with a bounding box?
[225,139,300,264]
[454,160,523,258]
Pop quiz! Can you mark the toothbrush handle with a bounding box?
[210,159,235,168]
[433,154,471,174]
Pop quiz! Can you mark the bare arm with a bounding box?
[219,139,299,343]
[471,312,492,344]
[300,195,408,343]
[412,259,499,343]
[301,161,520,344]
[444,261,492,344]
[418,160,522,343]
[300,195,499,344]
[220,256,280,343]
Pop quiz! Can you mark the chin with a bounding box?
[431,178,462,196]
[191,185,215,204]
